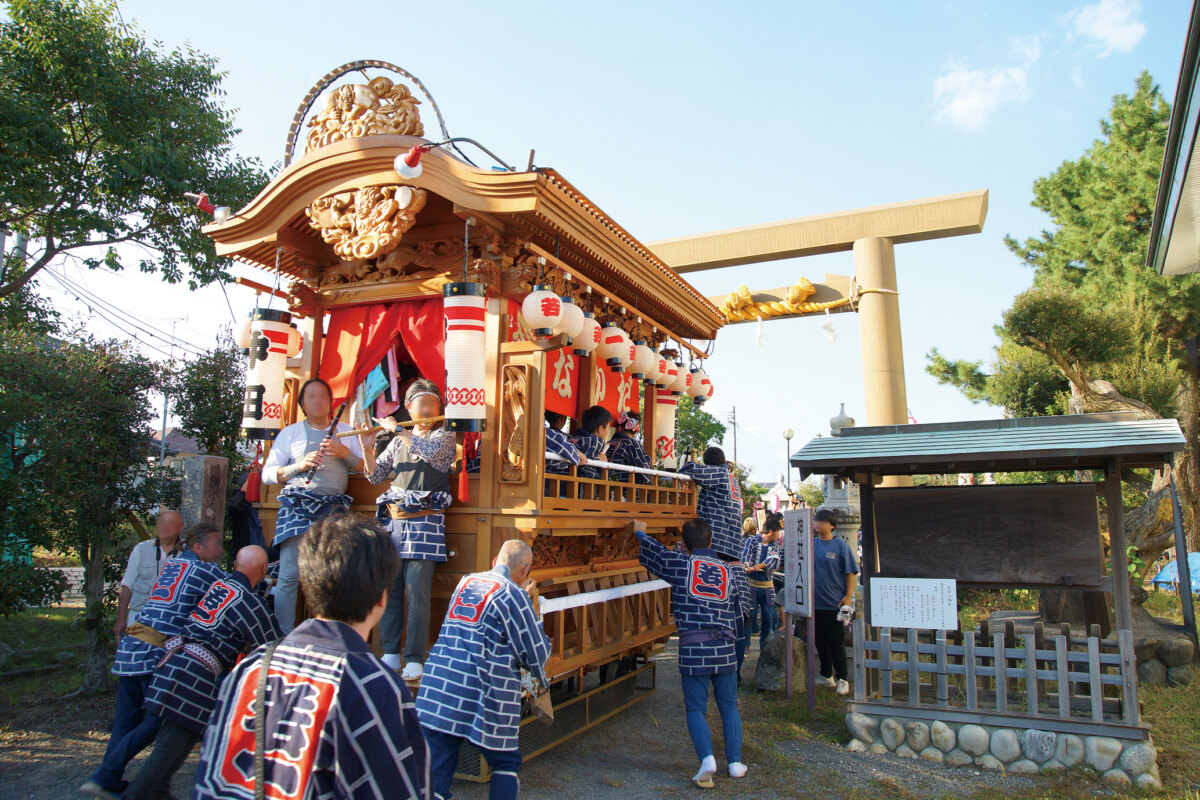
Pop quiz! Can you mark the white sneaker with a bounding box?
[836,679,850,696]
[400,662,424,680]
[816,675,836,688]
[381,653,401,670]
[729,762,748,778]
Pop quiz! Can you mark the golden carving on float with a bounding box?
[304,76,424,153]
[719,277,850,322]
[306,184,427,262]
[500,365,529,483]
[286,281,320,316]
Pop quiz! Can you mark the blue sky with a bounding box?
[31,0,1191,481]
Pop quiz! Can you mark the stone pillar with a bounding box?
[181,455,229,530]
[854,237,910,488]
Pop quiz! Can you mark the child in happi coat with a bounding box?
[360,378,456,681]
[608,411,652,483]
[569,405,613,480]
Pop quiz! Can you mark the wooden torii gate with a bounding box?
[648,189,988,437]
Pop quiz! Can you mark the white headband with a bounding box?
[406,391,440,404]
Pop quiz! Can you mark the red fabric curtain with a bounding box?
[320,298,445,406]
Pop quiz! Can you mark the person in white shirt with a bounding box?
[113,511,184,639]
[261,378,365,633]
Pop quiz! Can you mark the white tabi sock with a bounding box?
[381,653,401,670]
[693,755,717,782]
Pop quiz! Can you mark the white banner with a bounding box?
[869,577,959,631]
[783,508,813,616]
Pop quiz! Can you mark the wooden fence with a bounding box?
[852,618,1141,734]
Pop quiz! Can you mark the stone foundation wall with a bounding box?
[845,712,1161,791]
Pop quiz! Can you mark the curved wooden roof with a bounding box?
[205,135,723,341]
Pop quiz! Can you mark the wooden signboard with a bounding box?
[871,483,1103,588]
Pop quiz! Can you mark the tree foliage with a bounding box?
[925,71,1200,573]
[0,0,268,298]
[0,326,174,686]
[674,396,726,461]
[168,330,245,467]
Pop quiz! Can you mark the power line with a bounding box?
[46,269,209,356]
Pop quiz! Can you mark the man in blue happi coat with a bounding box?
[679,447,744,560]
[416,539,551,800]
[121,545,279,799]
[80,522,226,800]
[632,518,752,789]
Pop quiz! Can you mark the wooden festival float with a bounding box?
[203,61,725,770]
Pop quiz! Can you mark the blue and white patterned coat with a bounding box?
[416,565,551,752]
[608,432,652,483]
[741,534,782,602]
[636,532,751,676]
[678,462,744,560]
[144,571,282,734]
[112,550,228,677]
[273,486,353,548]
[544,423,583,475]
[568,431,607,480]
[367,428,455,562]
[193,619,431,800]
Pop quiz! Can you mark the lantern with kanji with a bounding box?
[241,308,303,440]
[669,361,691,396]
[653,392,679,469]
[557,296,585,344]
[630,340,657,379]
[574,312,602,357]
[660,359,678,393]
[690,366,714,404]
[443,282,488,432]
[521,285,563,337]
[645,352,667,386]
[597,323,632,372]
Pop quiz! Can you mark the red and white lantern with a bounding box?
[669,361,691,396]
[630,340,656,379]
[654,391,679,469]
[241,308,302,440]
[661,360,678,393]
[574,312,602,357]
[443,282,488,432]
[597,324,632,372]
[645,352,667,386]
[691,367,714,403]
[556,296,585,344]
[521,285,563,337]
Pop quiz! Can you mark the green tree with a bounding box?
[0,0,268,298]
[0,328,174,687]
[927,71,1200,572]
[674,396,725,461]
[795,480,824,509]
[168,330,245,466]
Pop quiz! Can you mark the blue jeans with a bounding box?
[424,727,522,800]
[89,674,161,790]
[755,587,778,649]
[679,671,742,764]
[380,559,436,661]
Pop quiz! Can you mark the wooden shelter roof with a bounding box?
[791,413,1186,479]
[204,135,723,341]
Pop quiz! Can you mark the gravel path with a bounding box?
[0,638,1103,799]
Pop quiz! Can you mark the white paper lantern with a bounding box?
[241,308,303,440]
[233,316,252,349]
[691,367,714,403]
[443,282,488,431]
[597,324,632,372]
[653,391,679,469]
[574,312,602,357]
[687,367,708,402]
[660,360,678,392]
[521,285,563,337]
[630,340,656,379]
[645,353,667,386]
[556,296,585,343]
[669,361,691,396]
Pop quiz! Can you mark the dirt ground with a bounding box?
[0,635,1120,800]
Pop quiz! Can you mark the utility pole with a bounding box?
[159,318,185,464]
[727,407,737,465]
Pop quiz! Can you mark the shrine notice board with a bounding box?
[870,483,1103,589]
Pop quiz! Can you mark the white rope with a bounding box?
[545,452,694,482]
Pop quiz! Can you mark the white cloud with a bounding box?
[1071,63,1086,89]
[933,61,1030,130]
[1064,0,1147,57]
[1008,34,1043,64]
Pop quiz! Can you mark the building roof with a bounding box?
[1148,0,1200,276]
[791,413,1185,478]
[149,428,202,457]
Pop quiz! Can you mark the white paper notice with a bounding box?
[869,577,958,630]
